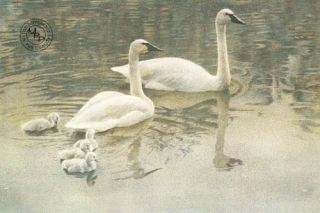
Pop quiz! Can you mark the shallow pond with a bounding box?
[0,0,319,212]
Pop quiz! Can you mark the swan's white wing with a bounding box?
[111,57,216,92]
[75,91,124,116]
[65,93,153,132]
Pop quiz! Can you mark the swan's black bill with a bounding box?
[143,43,163,52]
[228,14,246,25]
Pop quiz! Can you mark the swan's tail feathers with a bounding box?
[111,65,129,77]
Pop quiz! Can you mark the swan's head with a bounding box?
[86,129,95,139]
[86,152,98,162]
[216,9,246,26]
[130,39,163,55]
[46,112,59,125]
[80,140,93,152]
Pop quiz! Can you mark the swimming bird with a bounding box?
[73,129,98,151]
[111,9,245,92]
[62,152,98,173]
[65,39,162,132]
[58,140,92,162]
[21,112,59,132]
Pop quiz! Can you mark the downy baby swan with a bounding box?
[58,140,92,162]
[111,9,245,92]
[65,39,162,132]
[62,152,98,173]
[21,112,59,132]
[73,129,98,151]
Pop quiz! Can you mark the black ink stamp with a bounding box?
[20,19,53,52]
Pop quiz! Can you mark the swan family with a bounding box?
[21,8,245,175]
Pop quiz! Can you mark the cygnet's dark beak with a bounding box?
[144,43,163,52]
[228,14,246,25]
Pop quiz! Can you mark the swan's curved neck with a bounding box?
[128,51,152,104]
[216,24,231,88]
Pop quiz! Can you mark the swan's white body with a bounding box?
[112,58,220,91]
[21,112,59,132]
[65,39,162,132]
[73,129,98,150]
[62,152,97,173]
[111,9,245,92]
[58,140,92,161]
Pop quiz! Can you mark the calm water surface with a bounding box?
[0,0,319,212]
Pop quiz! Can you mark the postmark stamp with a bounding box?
[20,19,53,52]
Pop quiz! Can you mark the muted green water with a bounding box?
[0,0,319,212]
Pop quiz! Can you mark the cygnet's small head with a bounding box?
[130,39,163,55]
[216,9,246,26]
[86,152,98,162]
[80,140,92,152]
[46,113,59,125]
[86,129,95,139]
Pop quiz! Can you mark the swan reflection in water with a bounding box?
[146,87,243,172]
[98,118,163,180]
[112,136,162,180]
[214,90,243,171]
[63,169,98,187]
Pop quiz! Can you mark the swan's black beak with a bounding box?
[144,43,163,52]
[228,14,246,25]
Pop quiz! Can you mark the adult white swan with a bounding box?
[111,9,245,92]
[65,39,162,132]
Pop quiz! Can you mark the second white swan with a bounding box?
[65,39,162,132]
[111,9,245,92]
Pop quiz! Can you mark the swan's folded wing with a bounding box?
[65,95,153,132]
[73,91,125,116]
[140,58,214,92]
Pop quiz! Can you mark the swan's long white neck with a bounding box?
[215,23,231,89]
[129,51,153,105]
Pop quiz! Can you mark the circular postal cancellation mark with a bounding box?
[20,19,53,52]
